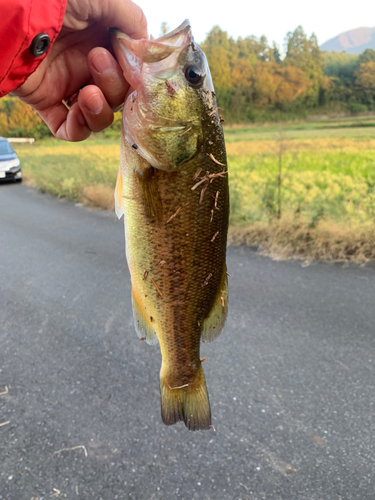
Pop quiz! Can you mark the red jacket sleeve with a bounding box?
[0,0,68,97]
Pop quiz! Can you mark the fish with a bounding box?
[111,20,229,431]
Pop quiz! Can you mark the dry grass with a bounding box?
[82,185,115,210]
[22,171,36,187]
[229,219,375,263]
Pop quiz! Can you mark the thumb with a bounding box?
[94,0,148,39]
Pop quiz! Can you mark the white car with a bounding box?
[0,137,22,182]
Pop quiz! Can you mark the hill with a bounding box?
[321,27,375,53]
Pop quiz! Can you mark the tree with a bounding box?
[358,48,375,65]
[272,42,282,64]
[321,52,359,107]
[201,24,366,121]
[0,96,50,138]
[274,66,310,105]
[284,26,324,107]
[355,61,375,105]
[201,27,233,112]
[0,96,16,128]
[159,22,169,37]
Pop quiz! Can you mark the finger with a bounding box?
[78,85,114,133]
[61,103,92,141]
[39,102,92,142]
[88,48,129,111]
[94,0,148,39]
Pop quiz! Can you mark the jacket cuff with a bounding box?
[0,0,68,97]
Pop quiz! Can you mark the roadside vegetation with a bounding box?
[17,139,119,210]
[15,114,375,263]
[226,117,375,262]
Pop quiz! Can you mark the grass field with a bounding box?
[15,114,375,262]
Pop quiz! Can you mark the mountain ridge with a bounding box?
[321,27,375,54]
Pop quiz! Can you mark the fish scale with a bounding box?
[112,20,229,430]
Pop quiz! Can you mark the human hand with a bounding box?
[12,0,147,141]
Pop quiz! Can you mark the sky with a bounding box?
[135,0,375,49]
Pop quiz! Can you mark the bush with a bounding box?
[347,102,368,113]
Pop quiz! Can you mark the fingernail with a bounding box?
[91,51,115,75]
[84,93,103,115]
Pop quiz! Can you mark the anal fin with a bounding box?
[201,265,228,343]
[131,287,158,345]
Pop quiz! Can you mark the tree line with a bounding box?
[202,25,375,122]
[1,25,375,137]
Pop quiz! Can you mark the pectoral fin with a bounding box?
[201,266,228,343]
[131,287,158,345]
[114,168,124,219]
[136,166,163,222]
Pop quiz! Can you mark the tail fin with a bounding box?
[160,364,211,431]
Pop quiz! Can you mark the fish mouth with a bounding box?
[110,21,193,89]
[110,20,192,64]
[151,19,192,46]
[110,19,192,45]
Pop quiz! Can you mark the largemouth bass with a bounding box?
[112,21,229,431]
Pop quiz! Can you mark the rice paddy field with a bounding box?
[15,114,375,262]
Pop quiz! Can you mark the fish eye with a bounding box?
[184,65,204,87]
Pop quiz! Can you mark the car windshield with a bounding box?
[0,141,14,155]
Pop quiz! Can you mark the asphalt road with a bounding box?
[1,183,375,500]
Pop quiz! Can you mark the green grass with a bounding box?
[16,138,120,206]
[228,151,375,226]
